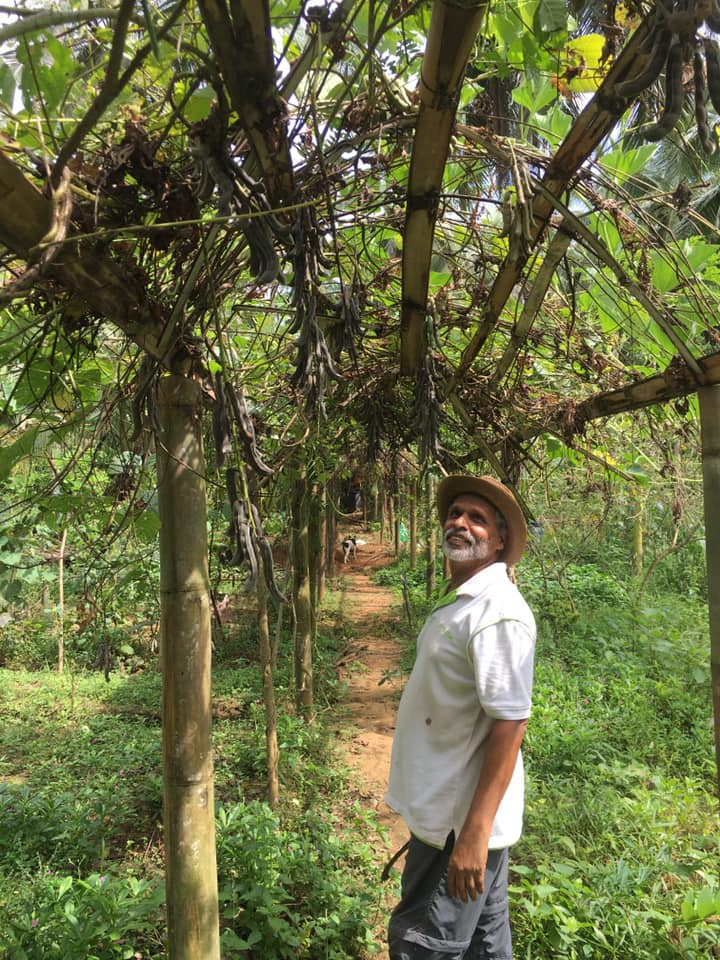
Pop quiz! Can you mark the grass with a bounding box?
[1,534,718,959]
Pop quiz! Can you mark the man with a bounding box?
[386,474,536,960]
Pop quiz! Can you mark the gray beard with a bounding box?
[441,530,493,564]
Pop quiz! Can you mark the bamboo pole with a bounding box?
[309,478,324,609]
[291,464,314,717]
[400,0,489,375]
[631,488,645,580]
[256,549,280,808]
[325,485,337,581]
[698,385,720,800]
[394,491,401,556]
[156,376,220,960]
[57,528,67,673]
[409,475,418,569]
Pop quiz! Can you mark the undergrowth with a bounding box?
[372,547,719,959]
[1,535,718,959]
[0,616,385,960]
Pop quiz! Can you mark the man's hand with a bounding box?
[447,832,488,903]
[447,718,529,902]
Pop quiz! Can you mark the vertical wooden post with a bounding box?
[57,528,67,673]
[325,484,337,580]
[409,475,418,569]
[698,385,720,799]
[394,475,402,555]
[291,463,314,716]
[631,487,645,579]
[379,475,387,544]
[309,478,324,608]
[256,550,279,808]
[156,376,220,960]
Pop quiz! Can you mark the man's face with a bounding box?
[442,493,505,567]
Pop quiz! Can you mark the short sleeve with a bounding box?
[467,619,535,720]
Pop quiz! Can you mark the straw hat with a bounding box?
[436,475,527,565]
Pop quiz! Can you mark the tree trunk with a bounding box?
[256,549,280,808]
[291,465,314,716]
[698,385,720,799]
[156,376,220,960]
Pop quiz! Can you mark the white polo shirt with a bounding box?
[385,562,536,849]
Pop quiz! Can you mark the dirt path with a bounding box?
[333,532,409,864]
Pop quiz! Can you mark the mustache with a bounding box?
[443,527,475,547]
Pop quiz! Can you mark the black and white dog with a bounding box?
[342,535,357,563]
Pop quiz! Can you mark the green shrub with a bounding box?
[216,799,381,959]
[0,871,165,960]
[0,615,59,669]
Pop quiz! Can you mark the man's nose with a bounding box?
[448,513,469,529]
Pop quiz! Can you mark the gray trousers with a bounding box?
[388,833,512,960]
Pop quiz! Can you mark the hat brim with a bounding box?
[436,475,527,565]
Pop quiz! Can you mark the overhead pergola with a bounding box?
[1,1,719,946]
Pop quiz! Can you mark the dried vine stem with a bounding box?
[613,1,720,151]
[0,166,73,304]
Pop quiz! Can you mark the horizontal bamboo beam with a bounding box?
[506,352,720,449]
[0,152,182,369]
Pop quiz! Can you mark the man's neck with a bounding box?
[448,556,499,590]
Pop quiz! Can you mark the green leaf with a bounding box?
[695,886,720,919]
[599,145,657,184]
[535,0,567,33]
[513,77,557,114]
[488,1,540,50]
[545,103,573,142]
[650,252,679,294]
[185,86,216,123]
[681,897,695,922]
[56,875,73,898]
[0,61,16,108]
[17,34,74,113]
[533,883,558,898]
[545,436,565,456]
[132,509,161,543]
[0,552,24,565]
[0,427,39,482]
[220,928,251,949]
[682,238,717,273]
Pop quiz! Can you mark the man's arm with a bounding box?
[447,717,528,903]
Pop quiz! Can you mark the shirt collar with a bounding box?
[454,561,509,598]
[432,562,508,612]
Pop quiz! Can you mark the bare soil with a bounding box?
[332,530,409,866]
